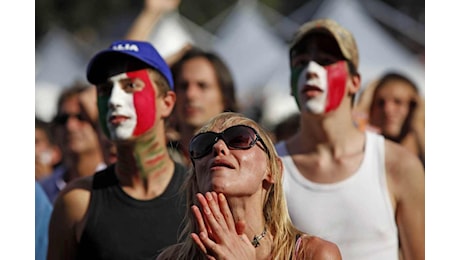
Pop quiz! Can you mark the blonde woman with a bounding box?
[157,112,341,259]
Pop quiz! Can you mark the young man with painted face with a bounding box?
[275,19,425,260]
[124,0,238,169]
[47,40,187,260]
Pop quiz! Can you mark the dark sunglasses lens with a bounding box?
[55,114,69,125]
[55,113,86,125]
[190,133,216,159]
[224,126,256,149]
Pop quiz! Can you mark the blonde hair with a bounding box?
[159,112,303,259]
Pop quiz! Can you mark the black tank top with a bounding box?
[77,163,187,260]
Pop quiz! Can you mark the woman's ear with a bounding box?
[263,156,282,186]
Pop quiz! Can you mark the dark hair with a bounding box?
[170,47,238,112]
[373,72,418,94]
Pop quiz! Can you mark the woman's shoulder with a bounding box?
[296,234,342,260]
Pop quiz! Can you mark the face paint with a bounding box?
[97,95,110,138]
[129,70,156,136]
[97,69,157,140]
[290,60,347,114]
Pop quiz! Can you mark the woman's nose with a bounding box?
[212,139,229,157]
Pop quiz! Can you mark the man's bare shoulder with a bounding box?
[384,140,425,200]
[384,140,424,175]
[53,176,94,219]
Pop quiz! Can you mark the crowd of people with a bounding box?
[35,1,425,259]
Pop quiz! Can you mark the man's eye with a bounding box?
[132,78,145,89]
[123,78,145,92]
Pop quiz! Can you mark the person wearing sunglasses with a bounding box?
[38,83,113,203]
[157,112,341,260]
[275,19,425,259]
[47,40,188,260]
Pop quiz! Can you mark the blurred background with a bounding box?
[35,0,425,128]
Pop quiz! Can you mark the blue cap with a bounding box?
[86,40,174,90]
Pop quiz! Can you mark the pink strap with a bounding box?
[293,235,303,259]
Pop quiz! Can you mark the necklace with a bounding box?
[251,228,267,248]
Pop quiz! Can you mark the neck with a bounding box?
[225,194,271,255]
[292,107,363,157]
[114,128,174,197]
[117,127,171,173]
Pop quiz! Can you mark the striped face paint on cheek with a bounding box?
[324,61,347,112]
[291,60,347,113]
[127,69,157,137]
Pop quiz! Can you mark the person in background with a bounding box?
[168,47,238,167]
[157,112,342,260]
[125,0,238,168]
[35,181,52,260]
[47,40,187,260]
[35,117,62,181]
[38,83,113,203]
[275,18,425,260]
[356,72,425,165]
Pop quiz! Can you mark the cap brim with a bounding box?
[86,51,149,85]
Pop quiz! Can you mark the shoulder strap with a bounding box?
[292,234,303,260]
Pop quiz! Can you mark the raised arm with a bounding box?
[125,0,181,40]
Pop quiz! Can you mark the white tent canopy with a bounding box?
[212,1,290,106]
[311,0,425,95]
[35,27,89,121]
[35,0,424,125]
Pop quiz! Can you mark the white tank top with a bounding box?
[276,131,398,260]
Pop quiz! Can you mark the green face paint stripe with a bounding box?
[97,96,110,138]
[290,66,304,109]
[133,130,168,179]
[137,157,167,179]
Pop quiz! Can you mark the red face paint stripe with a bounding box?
[325,61,347,112]
[145,153,166,166]
[126,70,157,136]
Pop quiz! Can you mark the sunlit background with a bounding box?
[35,0,425,130]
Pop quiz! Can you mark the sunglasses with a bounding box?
[189,125,268,159]
[54,113,87,125]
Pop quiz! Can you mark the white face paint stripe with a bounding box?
[107,73,137,140]
[296,61,328,114]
